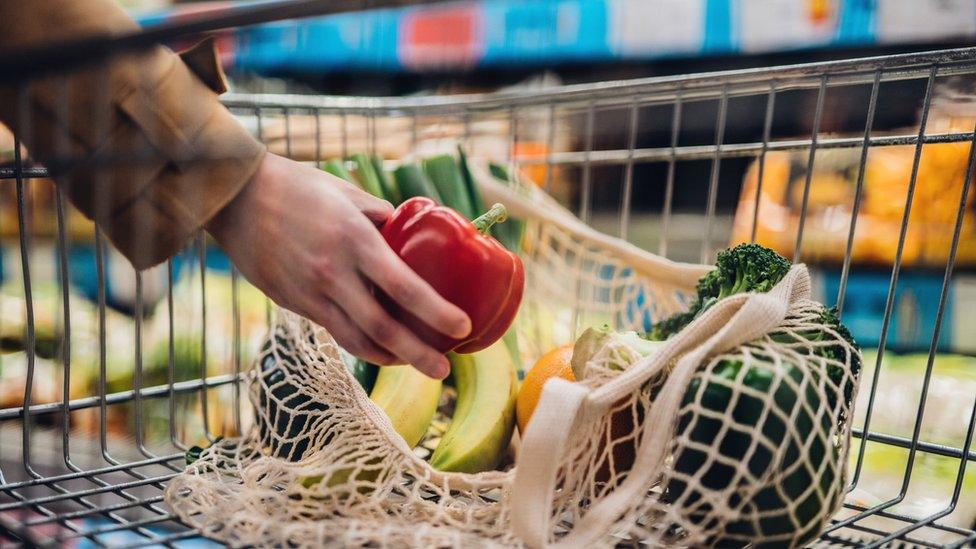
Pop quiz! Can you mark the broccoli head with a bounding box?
[771,305,861,380]
[711,243,791,299]
[648,243,791,341]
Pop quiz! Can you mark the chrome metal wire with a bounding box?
[2,15,976,545]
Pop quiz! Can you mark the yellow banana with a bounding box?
[429,341,518,473]
[370,364,442,448]
[301,364,440,489]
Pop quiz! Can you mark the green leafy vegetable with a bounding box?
[371,155,401,205]
[351,153,386,200]
[394,164,442,203]
[323,158,354,182]
[457,146,485,218]
[649,243,791,340]
[484,162,525,253]
[424,154,475,219]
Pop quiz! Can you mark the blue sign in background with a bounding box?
[136,0,976,76]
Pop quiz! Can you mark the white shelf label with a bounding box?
[876,0,976,43]
[608,0,705,56]
[736,0,839,53]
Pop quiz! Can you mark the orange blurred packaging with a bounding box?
[732,79,976,268]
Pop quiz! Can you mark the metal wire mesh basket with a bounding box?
[2,2,976,547]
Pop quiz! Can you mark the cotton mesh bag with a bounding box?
[165,167,861,548]
[510,263,861,548]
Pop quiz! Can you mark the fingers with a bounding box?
[328,277,450,379]
[339,181,394,225]
[357,241,471,340]
[305,298,399,367]
[359,195,395,225]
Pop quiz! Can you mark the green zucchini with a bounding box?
[485,162,525,253]
[339,345,378,393]
[488,162,510,182]
[350,361,379,393]
[185,436,223,465]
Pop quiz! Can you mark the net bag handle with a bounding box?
[470,163,712,289]
[511,265,811,548]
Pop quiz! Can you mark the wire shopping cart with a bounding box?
[2,2,976,547]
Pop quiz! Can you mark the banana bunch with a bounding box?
[298,364,442,490]
[369,339,518,473]
[298,342,516,490]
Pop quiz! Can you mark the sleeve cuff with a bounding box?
[83,41,266,270]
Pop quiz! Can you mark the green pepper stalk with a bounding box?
[473,203,508,235]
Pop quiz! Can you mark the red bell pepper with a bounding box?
[380,197,524,354]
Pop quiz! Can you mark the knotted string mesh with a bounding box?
[165,175,860,548]
[525,289,859,548]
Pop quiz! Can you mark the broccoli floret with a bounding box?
[821,308,862,440]
[695,267,722,301]
[815,306,859,367]
[648,244,790,341]
[712,243,791,299]
[820,306,861,412]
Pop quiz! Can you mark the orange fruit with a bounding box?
[516,342,641,485]
[516,344,575,434]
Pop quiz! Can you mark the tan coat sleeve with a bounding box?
[0,0,266,270]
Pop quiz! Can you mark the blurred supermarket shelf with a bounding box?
[136,0,976,76]
[0,210,973,356]
[590,211,976,355]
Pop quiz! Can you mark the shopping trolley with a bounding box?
[2,2,976,547]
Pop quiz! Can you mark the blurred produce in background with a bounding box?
[732,78,976,270]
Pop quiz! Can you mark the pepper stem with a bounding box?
[473,203,508,234]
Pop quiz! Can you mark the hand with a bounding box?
[206,153,470,378]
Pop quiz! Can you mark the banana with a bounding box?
[429,341,518,473]
[370,364,442,448]
[301,364,440,490]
